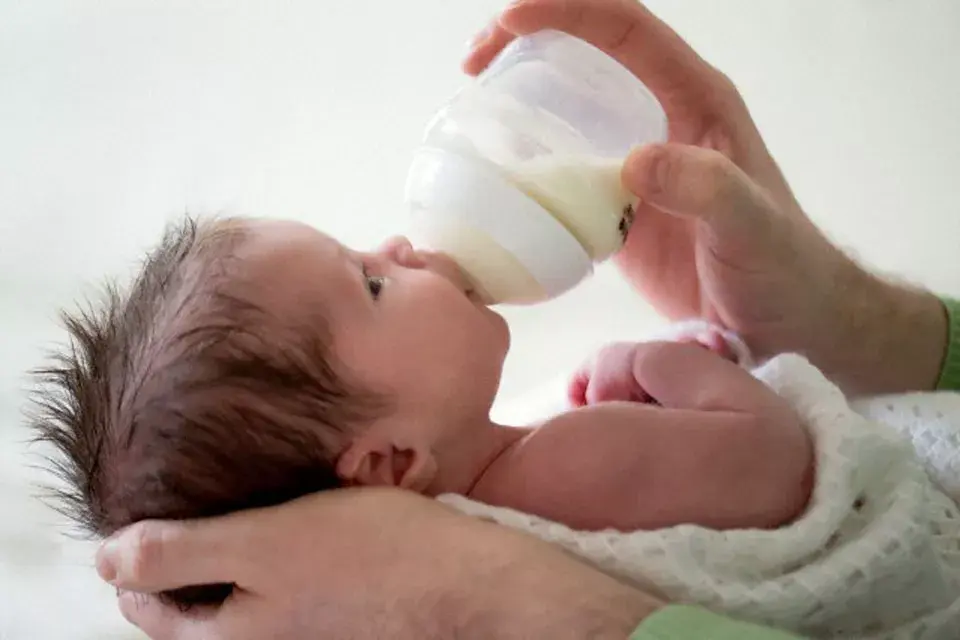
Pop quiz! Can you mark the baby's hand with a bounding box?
[676,326,745,364]
[568,342,648,407]
[567,321,750,407]
[651,319,754,367]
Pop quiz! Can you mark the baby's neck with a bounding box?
[425,418,530,498]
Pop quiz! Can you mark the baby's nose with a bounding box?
[378,235,412,255]
[378,236,424,267]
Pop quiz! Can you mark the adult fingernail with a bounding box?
[623,147,651,196]
[647,146,671,194]
[96,535,120,583]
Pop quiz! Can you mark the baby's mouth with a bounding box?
[466,284,495,306]
[412,245,495,305]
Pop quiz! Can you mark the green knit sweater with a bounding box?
[627,296,960,640]
[629,606,804,639]
[937,296,960,391]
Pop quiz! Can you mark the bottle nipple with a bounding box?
[405,148,595,307]
[412,218,549,305]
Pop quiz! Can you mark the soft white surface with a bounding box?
[2,1,960,638]
[455,356,960,638]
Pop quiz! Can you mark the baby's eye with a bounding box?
[367,276,385,299]
[362,266,385,299]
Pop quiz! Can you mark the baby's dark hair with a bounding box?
[28,215,385,606]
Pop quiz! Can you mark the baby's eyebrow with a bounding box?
[338,246,373,295]
[337,242,360,266]
[340,248,365,278]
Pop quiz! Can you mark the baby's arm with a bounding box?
[647,318,755,368]
[569,320,753,407]
[477,342,813,532]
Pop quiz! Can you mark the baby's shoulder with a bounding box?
[530,400,642,427]
[521,401,662,455]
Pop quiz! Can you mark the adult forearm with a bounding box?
[816,263,948,396]
[448,549,662,640]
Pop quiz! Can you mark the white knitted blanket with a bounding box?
[440,354,960,639]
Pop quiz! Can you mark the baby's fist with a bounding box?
[567,321,753,408]
[568,342,649,407]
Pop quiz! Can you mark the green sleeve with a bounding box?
[628,606,805,639]
[937,296,960,391]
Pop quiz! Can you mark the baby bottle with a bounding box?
[404,29,668,305]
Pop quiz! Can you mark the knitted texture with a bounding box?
[440,354,960,639]
[631,605,804,640]
[937,296,960,392]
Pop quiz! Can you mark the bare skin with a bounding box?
[99,488,664,640]
[472,341,812,532]
[99,1,950,638]
[224,221,814,534]
[467,0,949,396]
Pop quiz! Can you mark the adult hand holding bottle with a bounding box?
[466,0,949,395]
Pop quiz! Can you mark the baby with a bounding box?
[29,215,814,606]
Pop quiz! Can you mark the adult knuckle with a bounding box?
[125,522,170,582]
[701,150,735,188]
[701,152,749,209]
[664,147,730,205]
[650,146,680,197]
[714,71,746,105]
[605,18,637,55]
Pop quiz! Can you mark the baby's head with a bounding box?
[29,215,509,602]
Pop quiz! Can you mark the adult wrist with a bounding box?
[484,569,662,639]
[448,535,663,639]
[823,264,948,395]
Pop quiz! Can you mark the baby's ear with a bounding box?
[337,435,437,492]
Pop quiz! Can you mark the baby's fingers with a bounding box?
[584,373,646,406]
[567,367,590,407]
[584,349,650,405]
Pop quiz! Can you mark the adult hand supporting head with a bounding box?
[96,487,662,640]
[466,0,948,395]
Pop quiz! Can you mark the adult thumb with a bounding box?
[622,143,777,239]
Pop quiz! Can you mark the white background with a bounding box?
[2,1,959,638]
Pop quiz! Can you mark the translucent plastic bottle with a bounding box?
[404,29,668,305]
